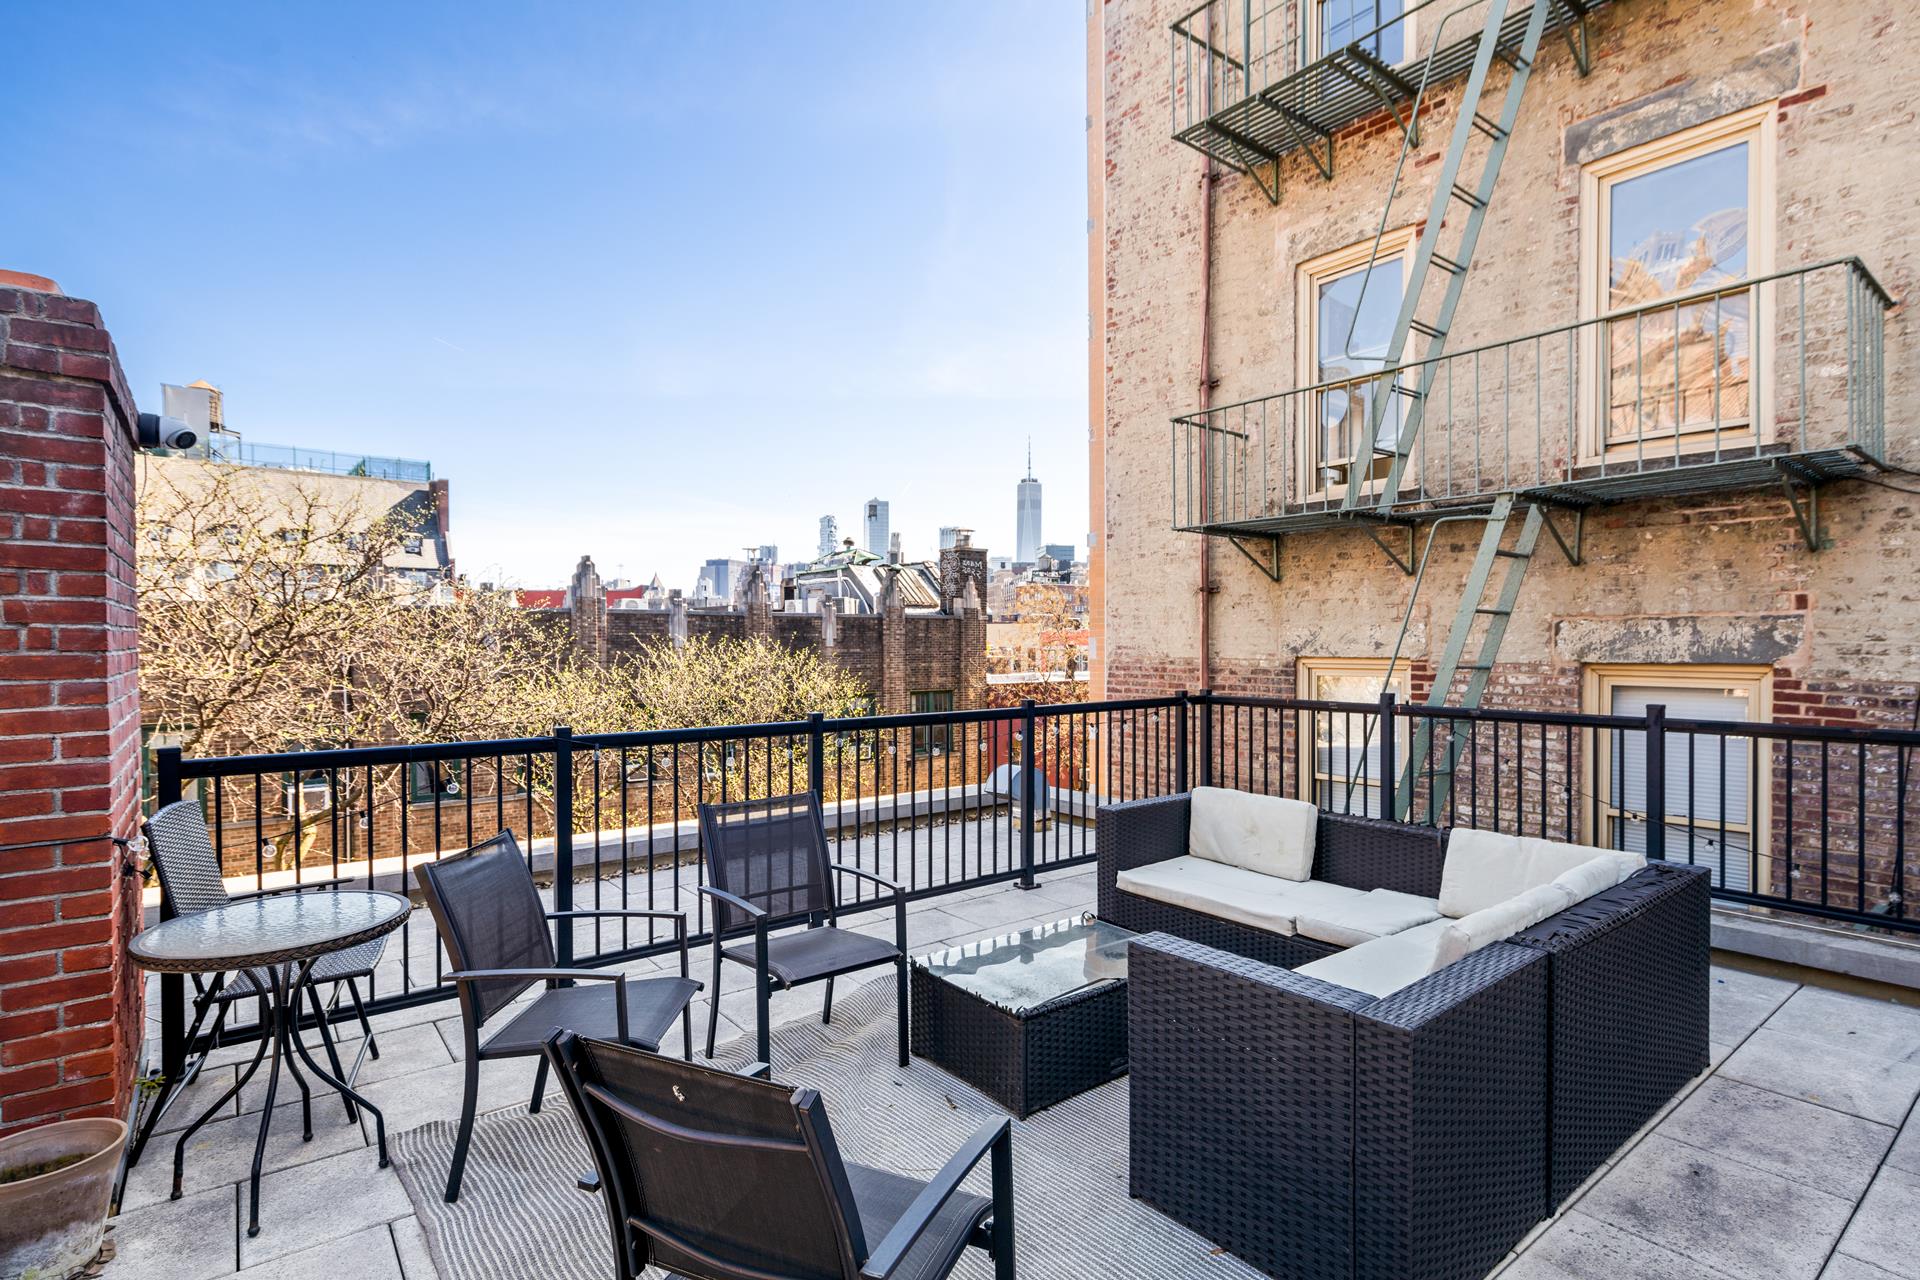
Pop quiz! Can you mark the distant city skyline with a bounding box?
[9,5,1088,587]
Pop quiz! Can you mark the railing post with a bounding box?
[1378,690,1399,821]
[1018,699,1038,890]
[1644,705,1666,862]
[807,712,825,798]
[553,726,574,970]
[1175,691,1190,795]
[156,747,186,1085]
[1197,689,1215,789]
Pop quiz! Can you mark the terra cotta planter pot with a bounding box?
[0,1117,127,1280]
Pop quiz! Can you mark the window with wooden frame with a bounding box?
[1297,227,1419,501]
[1297,657,1411,818]
[1578,105,1774,460]
[1582,663,1771,892]
[911,690,954,756]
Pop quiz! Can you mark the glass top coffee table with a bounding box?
[910,916,1136,1118]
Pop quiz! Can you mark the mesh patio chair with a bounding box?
[414,830,701,1203]
[546,1028,1015,1280]
[130,799,381,1164]
[697,793,909,1068]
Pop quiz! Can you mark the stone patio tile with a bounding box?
[347,1051,554,1133]
[1709,966,1800,1047]
[1834,1167,1920,1279]
[1767,986,1920,1063]
[234,1223,403,1280]
[1500,1210,1732,1279]
[389,1217,441,1280]
[1823,1254,1907,1279]
[107,1184,237,1280]
[942,884,1083,930]
[1659,1077,1894,1199]
[235,1146,413,1268]
[230,1022,453,1116]
[1885,1114,1920,1176]
[1578,1134,1853,1280]
[152,1062,245,1135]
[1721,1029,1920,1125]
[123,1097,371,1213]
[849,904,975,950]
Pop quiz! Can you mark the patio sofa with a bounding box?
[1098,788,1709,1280]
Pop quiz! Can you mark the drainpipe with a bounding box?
[1197,157,1217,689]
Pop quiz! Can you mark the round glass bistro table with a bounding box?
[128,890,410,1237]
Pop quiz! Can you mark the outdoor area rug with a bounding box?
[390,977,1267,1279]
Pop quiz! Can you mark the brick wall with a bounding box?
[0,279,145,1134]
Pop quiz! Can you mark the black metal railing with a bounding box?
[152,687,1919,1079]
[151,696,1184,1078]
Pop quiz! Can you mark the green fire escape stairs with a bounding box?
[1390,495,1545,820]
[1340,0,1559,518]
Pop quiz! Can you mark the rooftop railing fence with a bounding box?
[1174,259,1893,532]
[152,689,1919,1082]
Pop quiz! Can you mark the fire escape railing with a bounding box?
[1173,258,1896,535]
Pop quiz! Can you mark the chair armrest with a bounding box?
[445,967,631,1042]
[829,863,902,897]
[860,1119,1010,1280]
[229,876,356,902]
[697,885,766,919]
[550,910,691,977]
[737,1061,772,1080]
[1096,794,1190,922]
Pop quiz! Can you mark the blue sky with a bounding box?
[11,3,1088,588]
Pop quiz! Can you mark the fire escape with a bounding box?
[1167,0,1897,815]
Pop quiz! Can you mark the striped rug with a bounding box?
[390,978,1264,1279]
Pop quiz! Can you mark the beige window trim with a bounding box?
[1296,656,1411,811]
[1295,226,1421,505]
[1576,104,1776,465]
[1580,662,1773,892]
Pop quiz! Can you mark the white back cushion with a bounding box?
[1439,829,1643,918]
[1553,855,1622,906]
[1434,881,1575,968]
[1189,786,1317,881]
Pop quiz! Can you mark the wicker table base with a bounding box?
[910,918,1133,1119]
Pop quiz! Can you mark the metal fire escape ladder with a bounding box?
[1340,0,1558,514]
[1394,496,1545,820]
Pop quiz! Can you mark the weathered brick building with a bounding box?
[545,550,989,715]
[1091,1,1916,886]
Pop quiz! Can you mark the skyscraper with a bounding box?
[864,499,890,556]
[817,515,838,558]
[1016,439,1043,565]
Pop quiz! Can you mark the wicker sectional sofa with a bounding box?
[1098,789,1709,1280]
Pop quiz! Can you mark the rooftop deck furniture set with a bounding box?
[1099,787,1710,1280]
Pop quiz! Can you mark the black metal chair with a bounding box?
[697,793,908,1068]
[546,1028,1015,1280]
[129,799,381,1164]
[413,830,701,1203]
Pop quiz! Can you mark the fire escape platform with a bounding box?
[1179,444,1888,541]
[1173,0,1601,180]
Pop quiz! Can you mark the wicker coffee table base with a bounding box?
[910,967,1129,1119]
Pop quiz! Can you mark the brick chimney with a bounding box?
[0,274,147,1134]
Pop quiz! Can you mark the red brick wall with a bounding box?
[0,282,145,1134]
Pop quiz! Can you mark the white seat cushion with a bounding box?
[1439,829,1644,918]
[1296,919,1452,999]
[1434,881,1575,969]
[1115,859,1364,936]
[1293,888,1442,948]
[1189,786,1318,881]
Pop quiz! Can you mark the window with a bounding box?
[1314,0,1405,64]
[1297,658,1410,818]
[1297,229,1418,497]
[1584,664,1770,892]
[404,535,425,556]
[409,759,462,803]
[1580,106,1773,456]
[140,727,202,815]
[911,691,954,756]
[283,768,334,816]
